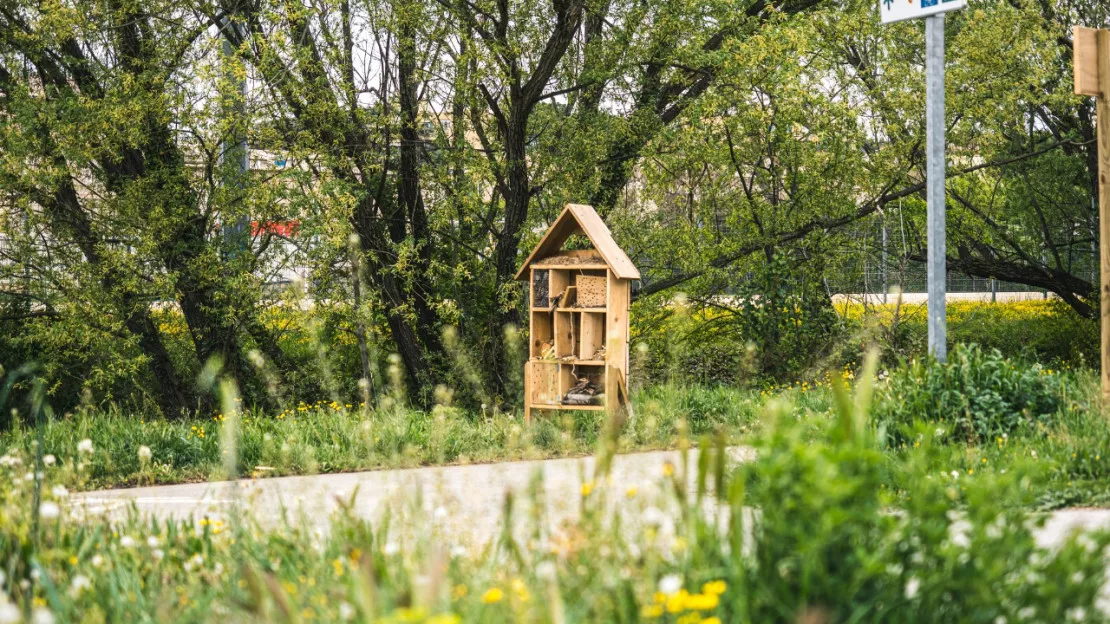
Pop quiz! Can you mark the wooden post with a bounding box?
[1074,27,1110,405]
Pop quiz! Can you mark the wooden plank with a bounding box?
[606,276,631,374]
[567,204,641,280]
[524,360,532,423]
[1075,26,1101,96]
[530,361,561,406]
[554,311,576,358]
[1098,29,1110,405]
[549,269,570,306]
[615,367,634,421]
[531,263,614,271]
[579,310,605,361]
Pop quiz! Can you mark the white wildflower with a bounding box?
[536,561,557,581]
[77,439,93,455]
[42,455,55,466]
[51,485,68,499]
[904,577,920,599]
[147,536,160,548]
[70,574,91,595]
[39,501,59,520]
[382,541,400,556]
[338,602,355,621]
[1018,607,1035,619]
[1066,607,1087,621]
[138,446,152,462]
[993,617,1007,624]
[658,574,682,595]
[119,536,136,549]
[642,506,665,526]
[152,549,164,562]
[91,554,104,568]
[31,607,54,624]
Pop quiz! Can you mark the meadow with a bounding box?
[2,358,1109,623]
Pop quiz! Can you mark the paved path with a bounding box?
[71,447,1110,549]
[72,448,755,542]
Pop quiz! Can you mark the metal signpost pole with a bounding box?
[880,0,964,362]
[925,14,947,362]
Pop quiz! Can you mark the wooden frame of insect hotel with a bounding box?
[515,204,640,421]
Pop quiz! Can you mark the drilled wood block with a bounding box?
[576,275,606,308]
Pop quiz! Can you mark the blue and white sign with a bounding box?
[880,0,965,24]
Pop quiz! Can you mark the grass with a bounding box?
[0,384,774,490]
[2,364,1108,623]
[4,353,1109,512]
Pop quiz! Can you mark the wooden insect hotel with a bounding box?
[516,204,640,421]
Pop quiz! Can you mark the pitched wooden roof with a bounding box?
[514,204,640,281]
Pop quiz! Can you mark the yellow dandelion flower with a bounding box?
[662,463,675,477]
[685,593,719,610]
[666,589,689,613]
[626,486,638,498]
[702,580,727,595]
[511,578,530,602]
[641,604,664,618]
[481,587,504,604]
[581,481,594,497]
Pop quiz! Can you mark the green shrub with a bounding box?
[874,344,1065,444]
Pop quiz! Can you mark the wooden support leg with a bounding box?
[524,360,532,423]
[1098,30,1110,408]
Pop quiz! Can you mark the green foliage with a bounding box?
[634,253,846,386]
[1,366,1109,622]
[875,344,1066,444]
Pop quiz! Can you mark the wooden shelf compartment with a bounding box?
[553,311,578,358]
[529,311,554,358]
[527,359,607,409]
[579,310,605,362]
[528,360,561,406]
